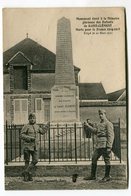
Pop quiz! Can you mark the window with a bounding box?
[36,99,42,111]
[44,100,50,122]
[14,66,27,90]
[14,99,28,124]
[35,98,50,123]
[35,98,44,123]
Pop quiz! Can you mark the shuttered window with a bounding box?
[44,100,50,122]
[14,99,28,124]
[35,98,44,123]
[35,98,50,123]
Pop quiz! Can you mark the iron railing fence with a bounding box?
[4,120,121,164]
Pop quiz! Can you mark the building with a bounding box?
[3,37,125,125]
[107,88,126,101]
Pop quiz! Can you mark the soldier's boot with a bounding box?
[83,163,97,180]
[25,162,35,181]
[23,171,29,182]
[28,172,33,181]
[101,165,111,182]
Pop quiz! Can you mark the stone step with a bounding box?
[5,161,127,180]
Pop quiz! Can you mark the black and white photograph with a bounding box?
[2,6,128,191]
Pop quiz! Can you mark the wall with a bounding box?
[31,73,55,92]
[4,95,11,124]
[4,74,10,92]
[80,103,127,128]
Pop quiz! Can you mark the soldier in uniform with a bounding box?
[83,109,114,181]
[20,113,49,182]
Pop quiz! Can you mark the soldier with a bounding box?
[20,113,49,182]
[83,109,114,182]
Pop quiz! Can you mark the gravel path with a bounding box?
[5,176,128,190]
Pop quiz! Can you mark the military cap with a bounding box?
[28,113,36,119]
[98,109,106,114]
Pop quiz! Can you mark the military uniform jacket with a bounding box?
[96,120,114,149]
[20,124,47,151]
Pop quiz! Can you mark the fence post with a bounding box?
[14,124,17,161]
[5,120,8,165]
[10,125,12,161]
[48,122,51,163]
[39,126,42,162]
[119,118,122,163]
[66,124,68,161]
[19,128,21,160]
[74,123,77,163]
[57,123,59,161]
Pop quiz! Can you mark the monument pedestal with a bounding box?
[51,85,79,123]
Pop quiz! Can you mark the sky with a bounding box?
[3,7,126,93]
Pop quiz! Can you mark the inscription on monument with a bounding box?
[51,86,78,122]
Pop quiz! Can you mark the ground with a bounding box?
[5,176,128,190]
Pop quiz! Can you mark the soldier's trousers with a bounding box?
[92,148,111,166]
[23,147,38,173]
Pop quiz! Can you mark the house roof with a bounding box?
[3,38,55,72]
[3,38,80,72]
[6,51,34,65]
[79,83,108,100]
[107,88,126,101]
[31,80,107,100]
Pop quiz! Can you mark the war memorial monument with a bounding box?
[50,17,82,138]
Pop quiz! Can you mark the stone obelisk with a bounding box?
[51,17,80,123]
[55,17,75,85]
